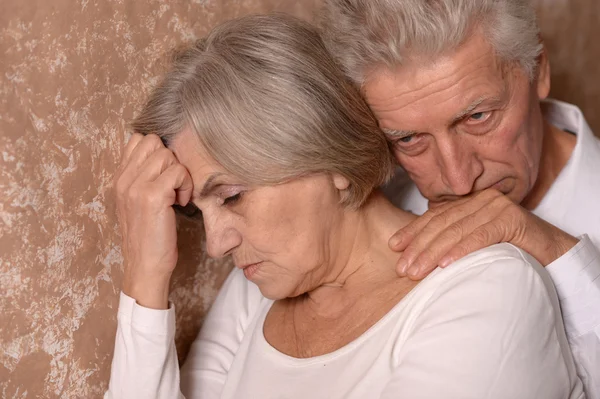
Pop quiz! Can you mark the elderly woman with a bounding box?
[106,14,583,399]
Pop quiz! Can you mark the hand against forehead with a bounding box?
[114,133,193,308]
[388,189,579,280]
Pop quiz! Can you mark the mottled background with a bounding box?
[0,0,598,398]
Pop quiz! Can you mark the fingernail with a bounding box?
[407,266,420,279]
[389,236,401,249]
[397,259,408,276]
[439,257,452,268]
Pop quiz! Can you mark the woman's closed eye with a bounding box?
[223,192,243,205]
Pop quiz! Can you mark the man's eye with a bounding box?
[468,111,491,122]
[398,135,414,143]
[223,193,243,205]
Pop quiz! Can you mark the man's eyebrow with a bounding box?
[381,128,417,138]
[196,172,226,199]
[452,96,502,123]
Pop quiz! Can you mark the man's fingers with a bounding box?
[395,199,490,274]
[394,189,510,278]
[392,201,466,275]
[389,215,430,251]
[439,221,507,268]
[406,199,511,278]
[389,199,461,251]
[403,222,467,280]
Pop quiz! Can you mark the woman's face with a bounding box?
[171,128,350,300]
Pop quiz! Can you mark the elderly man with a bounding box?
[321,0,600,397]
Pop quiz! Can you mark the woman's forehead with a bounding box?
[171,129,227,182]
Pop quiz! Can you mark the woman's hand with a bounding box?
[114,133,194,309]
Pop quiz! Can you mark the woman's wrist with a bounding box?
[123,271,173,310]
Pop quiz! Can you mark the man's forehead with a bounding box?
[363,63,510,133]
[363,31,507,107]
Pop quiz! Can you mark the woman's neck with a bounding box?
[301,191,417,318]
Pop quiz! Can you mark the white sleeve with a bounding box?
[104,293,184,399]
[380,246,585,399]
[546,235,600,399]
[179,269,265,398]
[104,269,263,399]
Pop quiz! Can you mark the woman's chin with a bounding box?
[257,285,289,301]
[255,281,301,301]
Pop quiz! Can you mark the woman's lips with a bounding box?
[240,262,262,279]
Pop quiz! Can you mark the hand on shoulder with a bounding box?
[388,189,579,280]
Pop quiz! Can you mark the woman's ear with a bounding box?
[332,173,350,191]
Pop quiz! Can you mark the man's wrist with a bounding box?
[540,229,579,267]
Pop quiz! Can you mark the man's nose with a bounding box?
[203,214,242,258]
[437,137,484,196]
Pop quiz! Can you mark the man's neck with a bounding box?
[521,120,577,210]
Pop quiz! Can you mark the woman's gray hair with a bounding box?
[319,0,543,85]
[132,13,394,208]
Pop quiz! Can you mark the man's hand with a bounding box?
[389,189,579,280]
[114,133,193,309]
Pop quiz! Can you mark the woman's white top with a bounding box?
[105,243,584,399]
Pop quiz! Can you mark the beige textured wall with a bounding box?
[0,0,598,398]
[533,0,600,135]
[0,1,320,398]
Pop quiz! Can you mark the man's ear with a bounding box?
[536,45,551,100]
[332,173,350,191]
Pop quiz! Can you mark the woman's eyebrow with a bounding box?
[196,172,226,199]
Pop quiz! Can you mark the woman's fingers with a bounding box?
[132,147,193,206]
[120,133,144,167]
[120,163,191,276]
[117,134,166,190]
[114,132,194,309]
[152,163,194,206]
[136,147,179,182]
[118,133,193,207]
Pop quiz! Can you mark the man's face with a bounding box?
[363,32,550,206]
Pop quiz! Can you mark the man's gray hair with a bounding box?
[132,14,394,208]
[319,0,543,85]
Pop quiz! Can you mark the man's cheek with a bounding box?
[402,162,443,198]
[398,157,426,183]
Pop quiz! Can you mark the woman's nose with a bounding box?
[203,214,242,258]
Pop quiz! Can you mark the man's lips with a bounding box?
[435,179,513,203]
[491,179,508,192]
